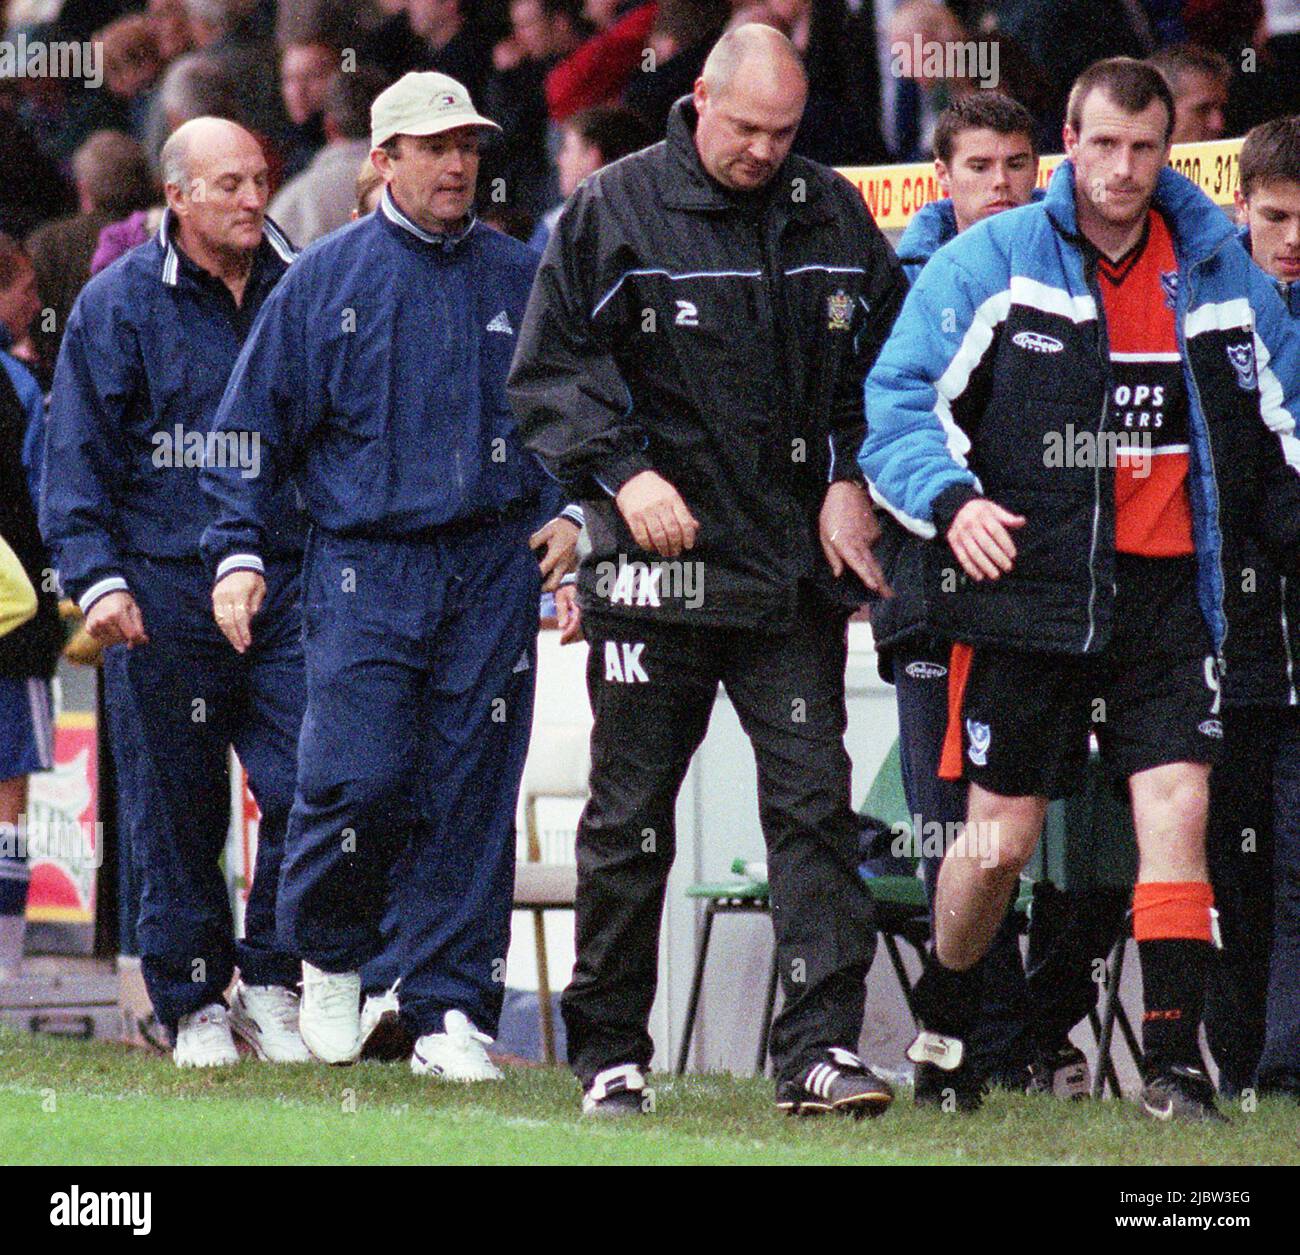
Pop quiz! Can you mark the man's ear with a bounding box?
[163,181,186,216]
[369,145,394,182]
[935,158,951,198]
[1233,188,1249,226]
[1062,124,1078,159]
[692,76,708,114]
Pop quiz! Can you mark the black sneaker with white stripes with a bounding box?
[776,1047,895,1118]
[581,1064,650,1117]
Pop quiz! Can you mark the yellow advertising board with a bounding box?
[837,138,1245,232]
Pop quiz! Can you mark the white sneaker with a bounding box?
[299,961,361,1064]
[229,981,312,1063]
[410,1010,504,1082]
[173,1002,239,1069]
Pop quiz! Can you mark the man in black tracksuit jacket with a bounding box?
[509,25,908,1116]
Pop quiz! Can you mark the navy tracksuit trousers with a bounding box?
[107,555,305,1030]
[103,645,151,959]
[277,519,539,1038]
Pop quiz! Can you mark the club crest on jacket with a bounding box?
[827,290,851,331]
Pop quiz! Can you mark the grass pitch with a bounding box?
[0,1027,1295,1166]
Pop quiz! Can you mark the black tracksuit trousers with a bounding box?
[563,596,877,1089]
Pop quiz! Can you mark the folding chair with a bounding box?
[675,741,934,1076]
[674,875,775,1076]
[1039,755,1146,1097]
[856,738,933,1021]
[1090,924,1146,1098]
[513,725,588,1064]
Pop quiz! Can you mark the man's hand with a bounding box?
[555,582,582,644]
[946,498,1026,581]
[615,470,699,558]
[84,590,148,647]
[212,570,267,654]
[819,480,892,597]
[529,517,580,592]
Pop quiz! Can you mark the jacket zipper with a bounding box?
[1177,251,1229,668]
[1083,265,1109,654]
[755,216,801,626]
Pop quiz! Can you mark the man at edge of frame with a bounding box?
[860,56,1300,1123]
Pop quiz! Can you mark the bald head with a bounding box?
[162,116,270,265]
[700,22,805,98]
[693,23,806,192]
[160,115,262,190]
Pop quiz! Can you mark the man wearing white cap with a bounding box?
[199,72,581,1078]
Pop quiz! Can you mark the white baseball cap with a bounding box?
[370,72,501,150]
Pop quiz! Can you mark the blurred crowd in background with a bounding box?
[2,0,1300,392]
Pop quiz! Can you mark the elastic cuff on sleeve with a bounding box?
[78,576,129,617]
[930,480,983,535]
[215,553,265,583]
[560,504,585,527]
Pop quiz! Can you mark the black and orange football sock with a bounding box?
[1133,881,1215,1073]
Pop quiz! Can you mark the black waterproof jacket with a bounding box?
[508,97,906,630]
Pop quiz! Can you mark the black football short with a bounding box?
[942,555,1223,799]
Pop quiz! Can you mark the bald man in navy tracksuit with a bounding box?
[42,119,309,1067]
[201,72,579,1076]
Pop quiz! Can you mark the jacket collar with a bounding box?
[660,96,832,223]
[155,207,296,288]
[896,197,957,266]
[1043,159,1235,267]
[898,188,1048,269]
[379,186,478,250]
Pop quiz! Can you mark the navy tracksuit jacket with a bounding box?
[201,190,568,1037]
[42,212,306,1030]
